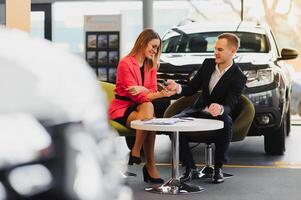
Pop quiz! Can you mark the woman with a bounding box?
[109,29,174,183]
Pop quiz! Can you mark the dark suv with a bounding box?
[158,21,299,155]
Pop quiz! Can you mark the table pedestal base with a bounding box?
[145,178,205,194]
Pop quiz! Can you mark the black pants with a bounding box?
[173,106,233,169]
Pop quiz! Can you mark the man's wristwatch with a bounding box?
[220,105,224,115]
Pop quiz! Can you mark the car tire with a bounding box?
[264,114,286,155]
[287,105,291,136]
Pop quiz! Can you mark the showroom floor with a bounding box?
[117,120,301,200]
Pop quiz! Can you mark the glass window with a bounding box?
[52,2,143,57]
[0,0,5,25]
[237,32,268,53]
[51,1,190,57]
[30,12,45,39]
[162,31,219,53]
[162,31,268,53]
[162,36,180,53]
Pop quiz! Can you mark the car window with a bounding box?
[162,35,180,53]
[162,31,269,53]
[237,32,268,53]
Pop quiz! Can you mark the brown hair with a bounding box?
[218,33,240,50]
[128,29,162,69]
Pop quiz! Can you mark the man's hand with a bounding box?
[166,79,179,92]
[126,86,149,95]
[207,103,223,117]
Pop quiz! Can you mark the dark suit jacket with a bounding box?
[181,58,247,116]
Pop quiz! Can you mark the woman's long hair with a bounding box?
[128,29,161,70]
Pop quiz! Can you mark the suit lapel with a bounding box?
[130,56,142,85]
[203,63,216,94]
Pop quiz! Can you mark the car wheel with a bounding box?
[287,105,291,136]
[264,114,286,155]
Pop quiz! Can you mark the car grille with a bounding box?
[158,62,201,84]
[157,72,191,84]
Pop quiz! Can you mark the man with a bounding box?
[167,33,247,184]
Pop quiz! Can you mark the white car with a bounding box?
[0,28,131,200]
[159,21,299,155]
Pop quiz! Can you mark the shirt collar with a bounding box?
[215,62,233,75]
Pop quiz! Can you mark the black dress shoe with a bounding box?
[143,165,164,184]
[128,152,141,165]
[212,167,224,184]
[179,167,200,182]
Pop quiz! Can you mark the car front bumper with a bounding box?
[246,88,285,136]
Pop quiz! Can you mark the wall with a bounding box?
[6,0,30,32]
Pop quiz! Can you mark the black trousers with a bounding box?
[173,106,233,169]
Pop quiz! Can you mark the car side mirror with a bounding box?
[279,48,299,60]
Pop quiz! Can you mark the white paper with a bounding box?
[143,118,183,125]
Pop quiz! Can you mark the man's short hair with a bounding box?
[218,33,240,50]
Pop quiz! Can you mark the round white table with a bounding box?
[131,118,223,195]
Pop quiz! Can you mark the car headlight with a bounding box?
[8,165,53,197]
[244,69,274,87]
[0,113,52,167]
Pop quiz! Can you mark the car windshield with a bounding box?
[162,31,269,53]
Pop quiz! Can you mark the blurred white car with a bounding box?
[0,28,131,200]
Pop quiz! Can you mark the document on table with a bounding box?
[143,118,193,125]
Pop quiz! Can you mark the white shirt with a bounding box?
[176,62,233,115]
[208,63,232,94]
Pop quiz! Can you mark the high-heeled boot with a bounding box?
[128,152,141,165]
[143,165,164,184]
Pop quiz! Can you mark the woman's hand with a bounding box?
[146,88,176,100]
[159,88,176,97]
[126,86,149,96]
[166,79,179,92]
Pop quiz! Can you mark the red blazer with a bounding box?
[109,56,157,120]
